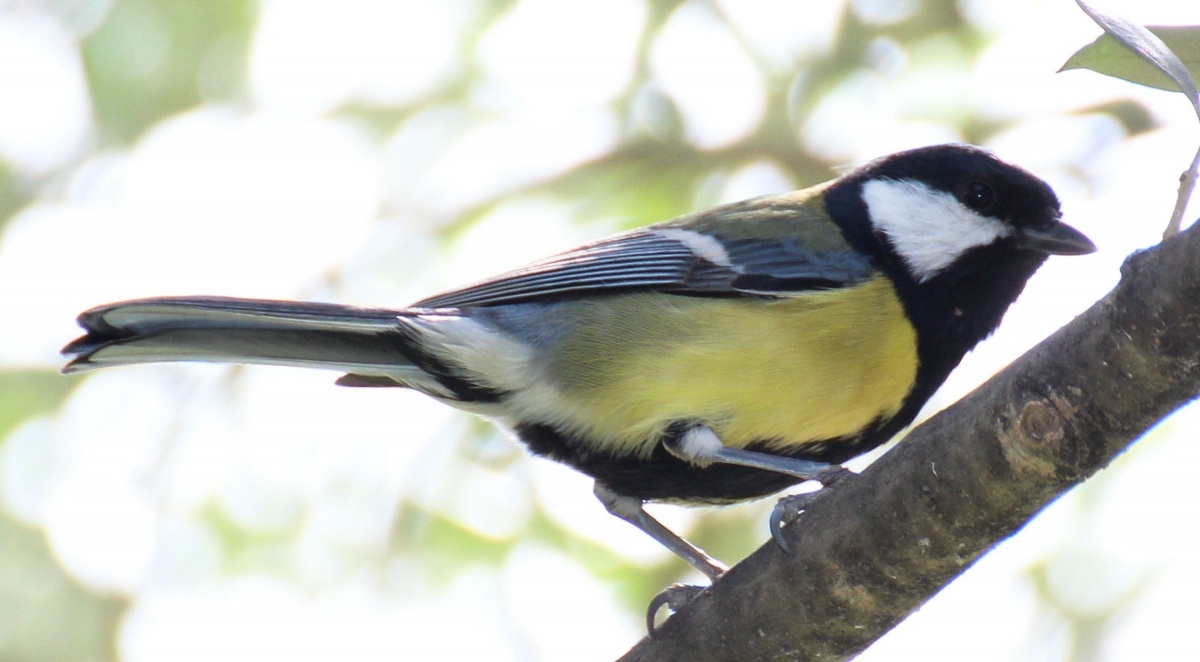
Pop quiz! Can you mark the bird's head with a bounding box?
[845,144,1095,284]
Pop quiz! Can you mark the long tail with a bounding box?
[62,296,420,383]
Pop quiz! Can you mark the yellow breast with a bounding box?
[544,276,919,457]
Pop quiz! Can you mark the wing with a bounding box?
[414,193,875,309]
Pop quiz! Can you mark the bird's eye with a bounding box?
[960,180,996,213]
[960,179,998,213]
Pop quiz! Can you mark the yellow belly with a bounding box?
[545,276,918,456]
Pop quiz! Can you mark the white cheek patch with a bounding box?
[862,179,1011,282]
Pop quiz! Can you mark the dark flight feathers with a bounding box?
[416,225,873,309]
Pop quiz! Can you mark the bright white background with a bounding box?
[0,0,1196,659]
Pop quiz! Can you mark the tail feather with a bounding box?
[62,296,420,381]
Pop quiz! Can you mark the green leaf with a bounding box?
[1061,25,1200,95]
[1067,2,1200,239]
[1063,3,1199,119]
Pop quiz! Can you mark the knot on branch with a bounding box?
[1003,393,1078,477]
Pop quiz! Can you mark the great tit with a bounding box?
[63,144,1095,583]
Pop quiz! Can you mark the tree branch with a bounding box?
[621,218,1200,661]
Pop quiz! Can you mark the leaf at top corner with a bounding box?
[1065,0,1198,121]
[1061,25,1200,95]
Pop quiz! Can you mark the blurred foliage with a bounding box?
[82,0,256,145]
[0,165,22,234]
[0,371,77,442]
[0,511,124,661]
[0,0,1174,659]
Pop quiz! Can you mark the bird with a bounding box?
[63,143,1095,589]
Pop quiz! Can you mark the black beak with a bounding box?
[1016,222,1096,256]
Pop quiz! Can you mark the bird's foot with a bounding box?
[646,583,708,634]
[769,467,854,554]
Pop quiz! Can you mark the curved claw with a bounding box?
[770,468,855,553]
[769,494,809,553]
[646,583,708,634]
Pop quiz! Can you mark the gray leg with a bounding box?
[593,482,728,581]
[664,425,850,484]
[664,425,854,554]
